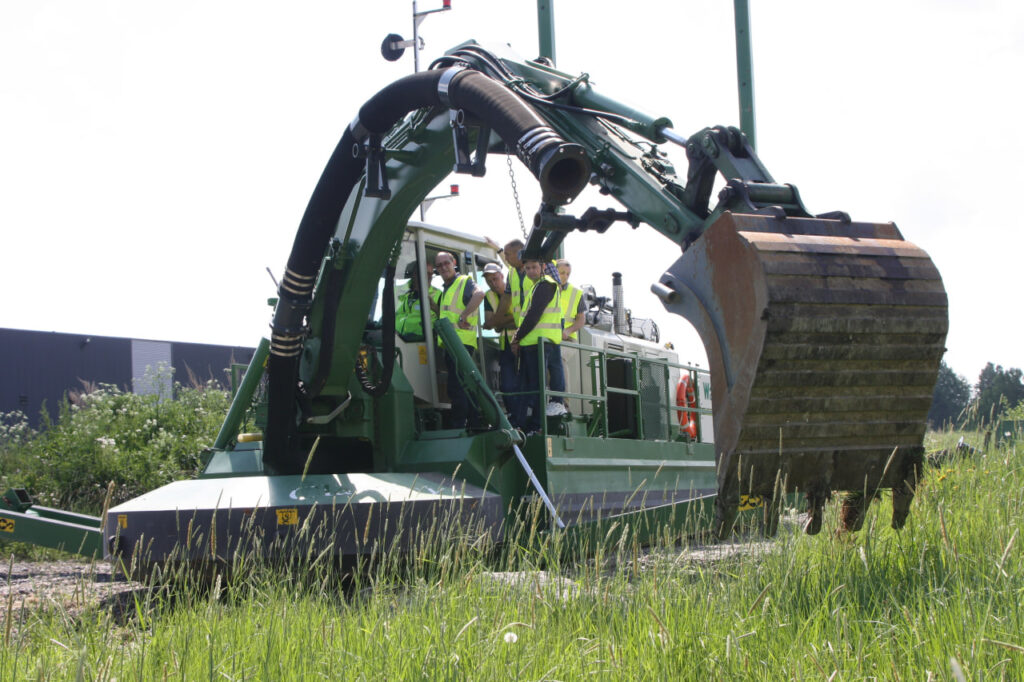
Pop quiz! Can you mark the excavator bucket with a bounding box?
[659,212,948,535]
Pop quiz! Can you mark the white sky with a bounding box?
[2,0,1021,384]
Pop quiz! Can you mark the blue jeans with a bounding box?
[497,345,521,427]
[519,342,565,432]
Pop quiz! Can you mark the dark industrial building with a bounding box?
[1,328,256,427]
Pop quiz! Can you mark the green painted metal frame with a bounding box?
[450,43,784,252]
[214,337,270,450]
[529,337,711,442]
[536,0,556,64]
[0,489,103,557]
[733,0,757,149]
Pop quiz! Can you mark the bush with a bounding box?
[0,367,230,515]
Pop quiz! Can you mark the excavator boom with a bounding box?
[449,44,948,533]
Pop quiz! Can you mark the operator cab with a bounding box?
[366,220,502,414]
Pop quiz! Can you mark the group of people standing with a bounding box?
[395,239,586,434]
[482,239,585,433]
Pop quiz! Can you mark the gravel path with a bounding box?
[0,559,141,620]
[2,532,788,616]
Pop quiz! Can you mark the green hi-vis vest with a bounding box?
[519,275,562,347]
[439,275,479,348]
[560,283,584,341]
[486,289,515,350]
[508,267,537,328]
[396,287,440,339]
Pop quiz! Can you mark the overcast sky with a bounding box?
[2,0,1021,383]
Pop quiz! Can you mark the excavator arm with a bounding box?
[262,41,948,536]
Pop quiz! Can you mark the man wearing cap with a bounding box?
[435,251,486,429]
[481,262,520,422]
[395,260,440,341]
[510,257,565,433]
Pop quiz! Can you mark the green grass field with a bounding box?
[2,428,1021,680]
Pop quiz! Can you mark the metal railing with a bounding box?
[498,338,712,441]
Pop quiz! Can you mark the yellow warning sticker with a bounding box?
[276,508,299,526]
[0,517,14,533]
[117,514,128,529]
[418,345,428,365]
[738,495,764,511]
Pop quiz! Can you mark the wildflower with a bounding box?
[503,632,518,644]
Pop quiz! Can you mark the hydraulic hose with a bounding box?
[355,264,397,398]
[264,66,591,473]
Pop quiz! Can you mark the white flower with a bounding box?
[503,632,518,644]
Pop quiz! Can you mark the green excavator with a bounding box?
[0,5,947,569]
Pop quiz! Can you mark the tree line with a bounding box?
[929,361,1024,428]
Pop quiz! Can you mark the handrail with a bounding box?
[491,336,712,440]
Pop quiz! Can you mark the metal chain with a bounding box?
[506,154,527,239]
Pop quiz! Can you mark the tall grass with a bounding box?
[1,428,1020,679]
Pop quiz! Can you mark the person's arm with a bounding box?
[484,236,510,268]
[544,261,562,286]
[428,287,441,317]
[458,280,486,330]
[492,287,514,330]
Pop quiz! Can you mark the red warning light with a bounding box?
[450,184,459,195]
[443,0,451,8]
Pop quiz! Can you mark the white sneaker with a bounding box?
[546,402,568,417]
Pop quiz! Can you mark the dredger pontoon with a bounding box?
[1,31,947,569]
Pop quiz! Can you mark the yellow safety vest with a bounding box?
[396,287,440,338]
[508,267,537,328]
[486,289,516,350]
[439,275,479,348]
[559,283,584,342]
[519,275,562,347]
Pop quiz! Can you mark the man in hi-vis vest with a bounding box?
[435,251,485,429]
[556,259,585,342]
[481,262,520,422]
[395,260,441,341]
[510,258,565,433]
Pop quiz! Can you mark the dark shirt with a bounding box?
[514,279,557,342]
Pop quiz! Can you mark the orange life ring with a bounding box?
[676,375,698,440]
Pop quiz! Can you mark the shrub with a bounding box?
[0,367,230,515]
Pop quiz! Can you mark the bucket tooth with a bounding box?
[838,491,873,533]
[804,491,827,535]
[660,212,948,536]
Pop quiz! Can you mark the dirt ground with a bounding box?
[0,559,139,618]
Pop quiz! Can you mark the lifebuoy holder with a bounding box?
[676,374,698,440]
